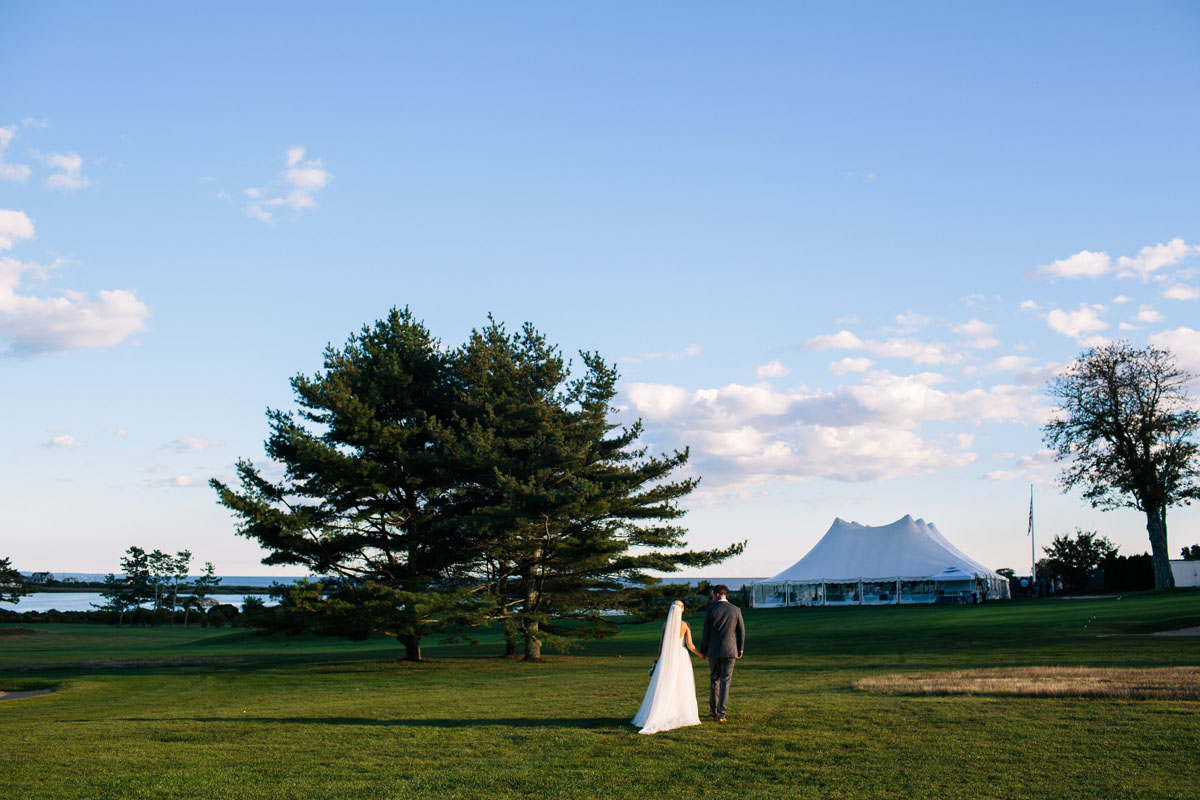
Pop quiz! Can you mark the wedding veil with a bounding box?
[632,601,700,734]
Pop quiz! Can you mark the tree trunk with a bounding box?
[503,618,518,657]
[522,619,541,661]
[399,631,423,662]
[521,584,541,661]
[1146,505,1176,590]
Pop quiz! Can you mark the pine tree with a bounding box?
[0,557,28,605]
[455,319,743,660]
[211,309,478,661]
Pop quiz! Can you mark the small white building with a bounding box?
[1170,560,1200,588]
[751,515,1011,607]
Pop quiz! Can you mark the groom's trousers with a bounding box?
[709,657,736,716]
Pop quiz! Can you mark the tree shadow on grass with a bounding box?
[93,715,634,730]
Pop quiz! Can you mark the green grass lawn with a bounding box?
[3,592,1199,800]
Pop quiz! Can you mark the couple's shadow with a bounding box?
[115,715,632,730]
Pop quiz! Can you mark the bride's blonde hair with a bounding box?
[672,600,684,608]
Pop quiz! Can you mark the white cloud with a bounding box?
[622,371,1045,492]
[147,474,200,489]
[828,356,873,375]
[1116,238,1198,279]
[0,209,36,251]
[1112,295,1132,304]
[1013,360,1067,387]
[42,152,90,191]
[0,212,148,355]
[960,293,995,307]
[44,433,83,448]
[244,204,273,223]
[755,360,790,379]
[1118,322,1139,331]
[172,437,219,452]
[977,355,1034,375]
[0,126,31,183]
[1034,249,1111,280]
[805,329,955,365]
[1164,285,1200,301]
[1045,304,1108,341]
[624,383,694,421]
[1134,305,1163,323]
[619,344,702,364]
[244,146,333,223]
[845,371,956,424]
[834,314,861,325]
[896,310,931,329]
[953,318,999,349]
[1019,300,1041,311]
[1149,327,1200,373]
[869,337,957,364]
[805,330,864,350]
[983,449,1057,482]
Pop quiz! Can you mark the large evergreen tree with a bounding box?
[455,319,742,660]
[214,309,742,661]
[1044,342,1200,589]
[211,309,476,661]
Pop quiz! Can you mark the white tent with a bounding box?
[751,515,1011,607]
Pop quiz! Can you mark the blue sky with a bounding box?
[3,1,1199,576]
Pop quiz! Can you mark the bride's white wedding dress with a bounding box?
[632,603,701,734]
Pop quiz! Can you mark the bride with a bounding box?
[632,600,703,734]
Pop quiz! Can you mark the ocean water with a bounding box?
[8,576,763,613]
[9,593,279,613]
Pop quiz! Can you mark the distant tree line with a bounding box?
[1031,529,1155,593]
[212,309,743,661]
[92,547,224,627]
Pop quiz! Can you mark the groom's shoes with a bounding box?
[716,716,727,723]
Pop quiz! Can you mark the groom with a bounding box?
[698,584,745,723]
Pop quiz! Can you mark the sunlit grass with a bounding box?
[856,665,1200,699]
[3,592,1200,800]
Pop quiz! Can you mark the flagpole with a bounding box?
[1029,484,1037,586]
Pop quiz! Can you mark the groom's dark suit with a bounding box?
[698,598,745,718]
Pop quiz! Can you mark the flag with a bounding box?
[1027,491,1033,536]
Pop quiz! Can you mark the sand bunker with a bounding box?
[0,689,53,701]
[1152,626,1200,637]
[856,666,1200,700]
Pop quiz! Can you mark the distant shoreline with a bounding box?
[25,584,277,595]
[19,576,765,595]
